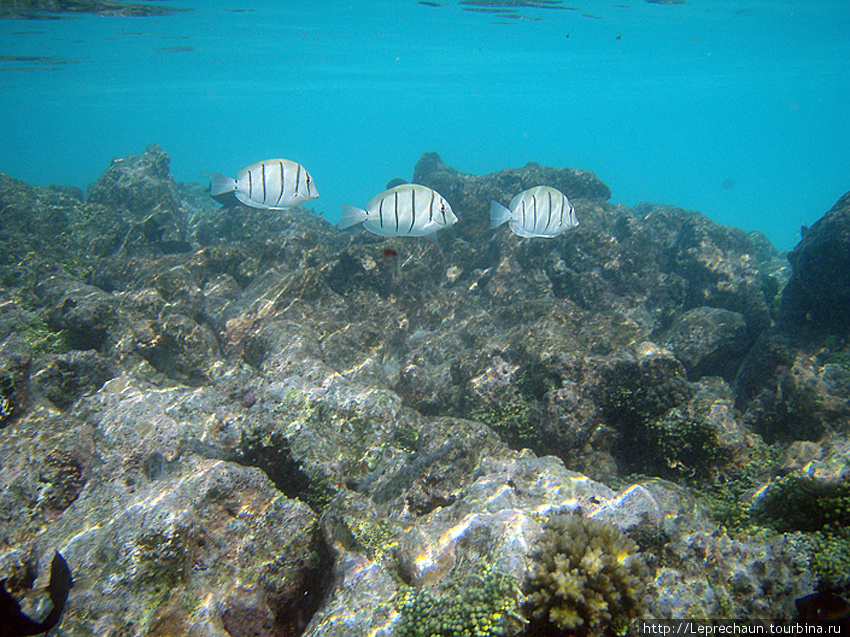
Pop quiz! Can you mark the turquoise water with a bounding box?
[1,0,847,251]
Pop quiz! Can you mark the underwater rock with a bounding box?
[132,313,220,386]
[735,193,850,443]
[0,173,95,284]
[0,148,825,634]
[650,530,811,620]
[86,144,190,255]
[0,410,94,546]
[412,151,611,242]
[29,457,328,636]
[30,349,117,410]
[778,438,850,486]
[197,192,332,248]
[0,173,67,241]
[737,335,850,443]
[0,334,32,426]
[632,202,777,337]
[753,436,850,527]
[782,191,850,335]
[36,273,120,352]
[153,265,205,321]
[663,305,752,381]
[592,349,752,479]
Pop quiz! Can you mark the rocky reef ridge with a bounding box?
[0,145,847,636]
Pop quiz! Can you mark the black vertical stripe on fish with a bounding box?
[306,173,312,198]
[560,193,567,225]
[441,198,447,224]
[394,192,400,232]
[531,195,537,232]
[248,169,253,201]
[428,190,435,222]
[546,191,554,232]
[379,197,385,228]
[275,161,285,206]
[409,188,417,233]
[261,163,267,204]
[521,200,527,228]
[295,163,302,197]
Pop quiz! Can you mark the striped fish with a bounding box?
[210,159,318,209]
[490,186,578,238]
[338,184,457,237]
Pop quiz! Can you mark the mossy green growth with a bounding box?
[823,350,850,372]
[343,515,398,562]
[809,526,850,590]
[750,476,850,534]
[524,513,648,634]
[395,564,524,637]
[301,474,336,514]
[20,317,69,355]
[598,357,720,479]
[393,421,422,454]
[696,444,779,536]
[821,334,850,371]
[471,397,540,451]
[747,475,850,592]
[134,528,188,594]
[643,413,726,479]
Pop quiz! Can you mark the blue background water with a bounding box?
[0,0,847,251]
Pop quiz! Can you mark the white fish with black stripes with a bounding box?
[338,184,457,237]
[210,159,318,209]
[490,186,578,238]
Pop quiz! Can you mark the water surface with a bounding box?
[1,0,847,250]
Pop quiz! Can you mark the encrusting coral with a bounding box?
[524,513,648,634]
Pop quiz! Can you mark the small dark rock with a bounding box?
[241,391,256,408]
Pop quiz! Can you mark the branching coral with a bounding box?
[524,513,648,633]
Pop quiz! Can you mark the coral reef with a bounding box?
[524,513,647,633]
[1,147,846,634]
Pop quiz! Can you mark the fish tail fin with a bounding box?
[210,173,237,196]
[44,552,72,625]
[490,200,512,228]
[338,204,368,229]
